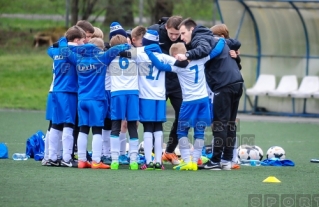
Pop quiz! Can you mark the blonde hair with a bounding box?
[210,24,230,38]
[92,27,104,39]
[169,43,187,56]
[109,35,127,47]
[131,26,146,39]
[89,37,105,50]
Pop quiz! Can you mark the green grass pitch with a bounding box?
[0,110,318,207]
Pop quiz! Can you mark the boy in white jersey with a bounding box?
[137,30,176,170]
[108,34,140,170]
[144,40,225,170]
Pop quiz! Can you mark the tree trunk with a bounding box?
[71,0,79,26]
[151,0,174,24]
[82,0,99,20]
[103,0,134,28]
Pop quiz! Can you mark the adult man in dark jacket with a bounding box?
[177,18,244,170]
[148,16,184,165]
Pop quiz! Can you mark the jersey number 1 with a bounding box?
[190,65,199,83]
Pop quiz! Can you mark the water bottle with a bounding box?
[240,159,261,166]
[12,153,29,160]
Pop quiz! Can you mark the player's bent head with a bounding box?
[76,20,95,34]
[92,27,104,39]
[109,34,128,47]
[166,16,183,30]
[89,37,105,50]
[66,26,86,42]
[210,24,229,38]
[169,42,187,57]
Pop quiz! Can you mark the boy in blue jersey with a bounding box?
[143,39,225,170]
[47,26,85,167]
[59,35,130,169]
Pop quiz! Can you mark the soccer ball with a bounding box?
[266,146,285,160]
[237,145,263,161]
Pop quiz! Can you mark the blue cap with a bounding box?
[142,30,159,46]
[109,22,127,40]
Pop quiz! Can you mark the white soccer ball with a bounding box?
[237,145,263,161]
[266,146,286,160]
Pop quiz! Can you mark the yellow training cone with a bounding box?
[263,176,281,183]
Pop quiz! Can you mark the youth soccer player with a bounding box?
[47,26,86,167]
[144,40,225,170]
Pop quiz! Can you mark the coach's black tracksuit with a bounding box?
[185,26,244,162]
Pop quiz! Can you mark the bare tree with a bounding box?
[71,0,79,25]
[148,0,174,24]
[103,0,134,28]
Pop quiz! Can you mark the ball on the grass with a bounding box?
[266,146,285,160]
[138,141,144,155]
[237,145,263,161]
[126,142,129,153]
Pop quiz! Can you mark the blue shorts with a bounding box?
[111,94,139,121]
[78,100,107,127]
[177,97,211,139]
[51,92,77,125]
[45,92,53,121]
[105,90,111,119]
[139,99,166,122]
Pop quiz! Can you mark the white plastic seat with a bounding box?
[246,74,276,96]
[268,75,298,97]
[290,76,319,98]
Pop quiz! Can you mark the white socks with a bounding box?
[143,132,153,164]
[62,127,74,162]
[110,136,120,162]
[154,131,163,164]
[129,139,139,162]
[44,130,50,160]
[192,139,204,163]
[232,136,238,163]
[77,132,88,162]
[92,134,102,163]
[102,130,111,157]
[48,128,62,161]
[119,132,127,155]
[179,137,190,163]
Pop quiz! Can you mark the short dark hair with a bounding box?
[178,18,197,30]
[166,16,183,30]
[76,20,95,33]
[65,26,86,42]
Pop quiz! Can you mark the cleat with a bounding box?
[78,160,91,168]
[119,155,129,165]
[173,161,193,171]
[203,161,221,170]
[101,156,112,165]
[41,159,51,166]
[192,162,198,171]
[140,162,155,170]
[162,152,180,165]
[231,162,240,170]
[129,161,139,170]
[111,161,119,170]
[61,159,78,168]
[49,159,61,167]
[154,162,164,170]
[92,161,110,169]
[310,158,319,163]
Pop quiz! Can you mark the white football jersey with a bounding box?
[136,47,176,100]
[171,56,210,102]
[105,69,111,90]
[108,56,138,94]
